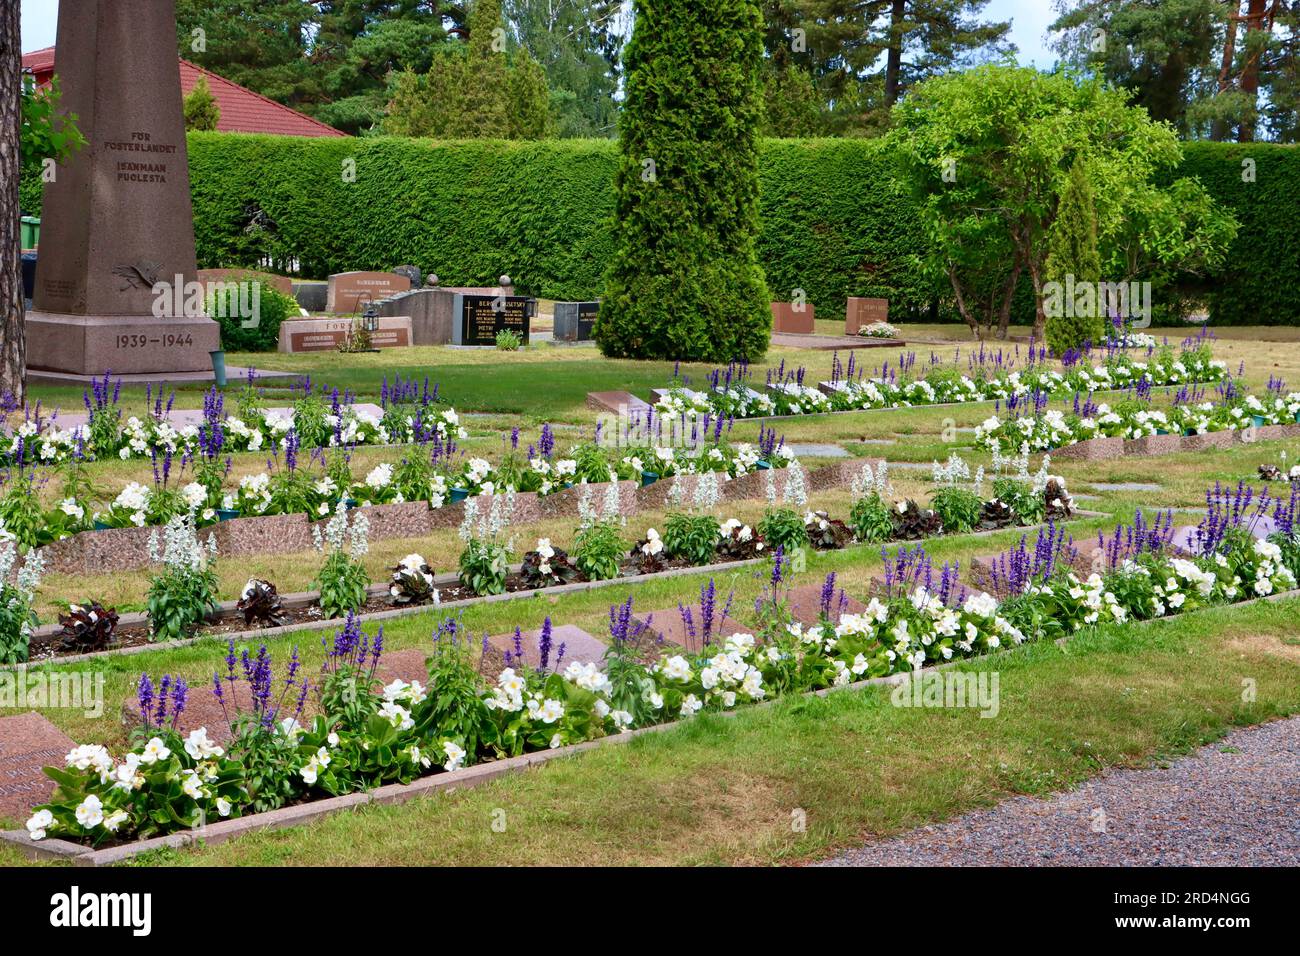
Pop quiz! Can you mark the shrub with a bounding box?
[209,281,298,353]
[595,0,771,362]
[1044,158,1105,355]
[495,329,522,351]
[849,492,894,543]
[930,486,984,535]
[456,493,515,596]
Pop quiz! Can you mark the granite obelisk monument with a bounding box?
[25,0,220,377]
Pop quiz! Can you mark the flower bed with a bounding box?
[11,484,1299,856]
[654,336,1227,421]
[977,382,1300,455]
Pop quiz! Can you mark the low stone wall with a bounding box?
[36,461,879,576]
[1052,423,1300,462]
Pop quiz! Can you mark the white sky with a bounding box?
[21,0,1060,67]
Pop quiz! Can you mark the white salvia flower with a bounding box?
[782,463,808,507]
[147,516,213,572]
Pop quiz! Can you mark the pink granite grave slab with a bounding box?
[487,624,606,671]
[0,713,76,822]
[633,602,746,652]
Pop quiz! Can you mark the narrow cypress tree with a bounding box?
[1044,158,1105,355]
[595,0,771,362]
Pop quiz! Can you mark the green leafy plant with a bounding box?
[0,532,42,664]
[574,520,625,581]
[145,518,219,642]
[312,509,372,618]
[930,486,984,534]
[849,492,894,543]
[663,512,722,566]
[457,492,515,596]
[757,507,808,554]
[495,329,522,351]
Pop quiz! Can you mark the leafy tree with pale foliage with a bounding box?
[889,64,1235,342]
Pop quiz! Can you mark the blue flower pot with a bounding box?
[344,497,359,509]
[1251,415,1267,428]
[449,487,470,504]
[640,471,659,488]
[1183,428,1196,437]
[92,520,111,531]
[1155,428,1170,436]
[755,460,772,470]
[216,508,240,522]
[1295,412,1300,424]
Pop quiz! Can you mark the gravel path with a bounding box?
[821,717,1300,866]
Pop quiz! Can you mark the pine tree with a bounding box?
[183,76,222,132]
[384,0,553,138]
[1044,158,1105,356]
[596,0,771,362]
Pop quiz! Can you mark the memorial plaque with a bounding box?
[845,297,890,334]
[451,293,533,346]
[0,713,75,822]
[771,301,815,335]
[553,301,600,342]
[25,0,221,376]
[326,272,412,314]
[278,316,412,353]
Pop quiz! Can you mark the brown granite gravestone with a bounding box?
[277,315,413,352]
[771,301,815,335]
[633,604,745,652]
[326,272,412,314]
[25,0,221,376]
[197,269,295,297]
[783,582,867,626]
[0,713,75,822]
[845,297,890,335]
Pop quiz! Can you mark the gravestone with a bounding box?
[325,271,412,314]
[121,681,251,746]
[487,624,606,671]
[277,315,413,352]
[553,301,600,342]
[196,269,294,297]
[293,280,329,313]
[0,713,75,822]
[451,293,534,346]
[25,0,221,376]
[391,265,422,288]
[845,297,890,335]
[771,301,815,335]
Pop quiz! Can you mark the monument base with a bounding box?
[25,311,222,376]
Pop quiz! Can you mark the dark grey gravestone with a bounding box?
[451,293,533,346]
[392,264,421,287]
[293,280,328,313]
[553,301,600,342]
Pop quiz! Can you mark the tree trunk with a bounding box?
[1237,0,1270,142]
[946,264,981,340]
[995,252,1023,340]
[883,0,907,106]
[1026,255,1047,346]
[0,0,23,404]
[1211,0,1241,142]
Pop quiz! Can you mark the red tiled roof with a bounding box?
[21,47,347,138]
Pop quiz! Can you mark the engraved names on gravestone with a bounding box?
[451,293,534,346]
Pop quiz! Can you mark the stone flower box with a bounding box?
[214,513,313,558]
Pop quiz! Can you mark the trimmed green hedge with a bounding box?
[18,134,1299,323]
[1175,142,1300,325]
